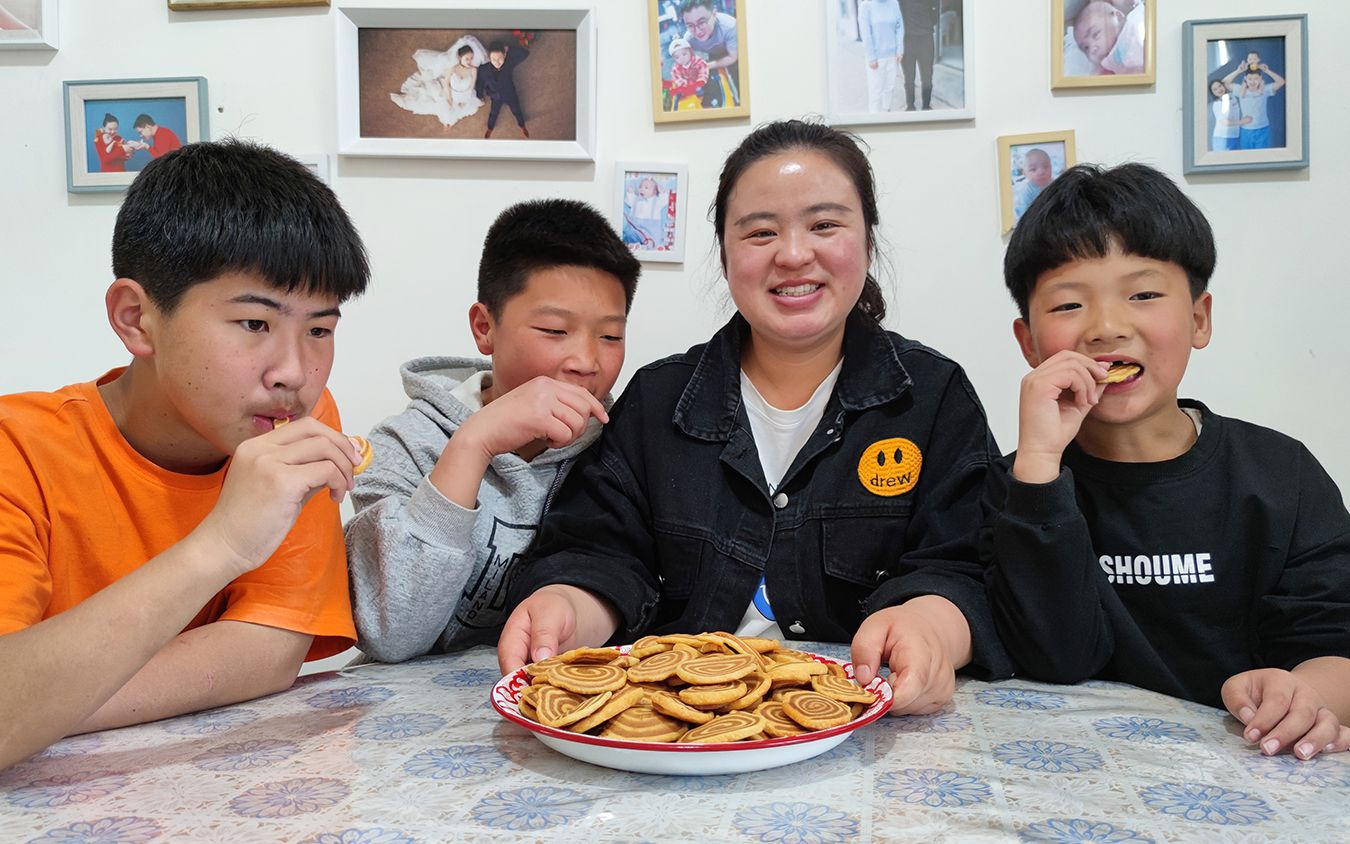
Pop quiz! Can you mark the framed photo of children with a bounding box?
[1182,15,1308,175]
[336,2,597,161]
[997,130,1076,233]
[1051,0,1155,88]
[648,0,749,124]
[0,0,58,50]
[614,162,689,263]
[63,77,209,193]
[825,0,974,126]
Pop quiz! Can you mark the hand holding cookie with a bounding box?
[1014,350,1109,484]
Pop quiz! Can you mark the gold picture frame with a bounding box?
[997,130,1077,233]
[649,0,749,124]
[1051,0,1155,89]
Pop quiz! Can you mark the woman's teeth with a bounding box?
[772,283,821,297]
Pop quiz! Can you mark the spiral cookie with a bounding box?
[533,687,612,728]
[681,711,767,743]
[675,654,758,685]
[649,690,715,725]
[725,671,771,711]
[350,436,374,475]
[546,663,629,695]
[568,685,647,734]
[626,648,696,683]
[678,680,748,707]
[781,690,853,729]
[810,674,877,705]
[599,704,688,743]
[1097,362,1141,384]
[754,700,808,738]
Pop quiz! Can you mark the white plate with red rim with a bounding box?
[490,647,892,776]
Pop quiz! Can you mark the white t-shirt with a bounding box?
[733,359,844,640]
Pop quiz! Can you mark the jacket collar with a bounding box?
[673,310,913,441]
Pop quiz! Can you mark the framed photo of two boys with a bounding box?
[648,0,749,123]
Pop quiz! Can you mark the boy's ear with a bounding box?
[105,278,157,358]
[1191,292,1214,350]
[468,302,496,356]
[1012,317,1042,368]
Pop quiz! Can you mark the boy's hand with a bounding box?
[497,585,619,675]
[1013,350,1109,484]
[200,417,358,577]
[851,603,959,716]
[457,376,609,463]
[1222,669,1350,760]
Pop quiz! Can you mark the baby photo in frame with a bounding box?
[1052,0,1155,89]
[1182,15,1308,175]
[649,0,748,123]
[63,77,209,193]
[997,130,1076,233]
[615,162,689,264]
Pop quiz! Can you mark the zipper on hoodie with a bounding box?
[543,458,572,513]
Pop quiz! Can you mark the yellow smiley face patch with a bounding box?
[857,438,922,497]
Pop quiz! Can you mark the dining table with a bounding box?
[3,641,1347,843]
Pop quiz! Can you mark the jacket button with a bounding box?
[788,621,806,634]
[772,492,789,509]
[825,428,835,436]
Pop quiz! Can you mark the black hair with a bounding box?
[477,198,640,316]
[487,40,507,54]
[132,113,156,129]
[1003,163,1215,321]
[680,0,715,14]
[101,113,119,126]
[1208,77,1228,99]
[711,118,886,323]
[112,139,369,311]
[458,44,474,58]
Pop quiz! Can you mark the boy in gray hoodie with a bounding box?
[346,199,641,661]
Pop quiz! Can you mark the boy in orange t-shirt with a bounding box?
[0,140,370,769]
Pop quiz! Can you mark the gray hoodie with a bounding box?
[345,356,603,662]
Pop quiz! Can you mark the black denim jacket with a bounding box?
[512,311,1014,678]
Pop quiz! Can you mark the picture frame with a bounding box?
[997,130,1076,233]
[63,77,210,193]
[168,0,328,9]
[335,2,596,161]
[1051,0,1155,89]
[648,0,749,124]
[614,162,689,264]
[1182,15,1308,175]
[292,152,332,185]
[825,0,974,126]
[0,0,59,50]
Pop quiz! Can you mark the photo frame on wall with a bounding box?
[649,0,749,124]
[614,162,689,264]
[997,130,1076,233]
[1051,0,1155,89]
[0,0,59,50]
[63,77,209,193]
[1182,15,1308,175]
[168,0,328,9]
[825,0,973,126]
[336,2,597,161]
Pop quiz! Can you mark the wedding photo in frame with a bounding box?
[0,0,58,50]
[1051,0,1155,89]
[825,0,972,126]
[614,162,689,264]
[336,2,597,161]
[63,77,209,193]
[1182,14,1308,175]
[997,130,1076,233]
[649,0,749,124]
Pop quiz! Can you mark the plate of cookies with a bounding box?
[490,631,892,776]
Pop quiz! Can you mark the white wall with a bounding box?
[3,0,1347,497]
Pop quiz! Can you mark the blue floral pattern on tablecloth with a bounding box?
[7,773,129,808]
[470,786,591,830]
[26,816,162,843]
[1019,818,1151,842]
[891,710,972,734]
[229,777,350,818]
[976,688,1067,711]
[296,829,417,844]
[431,668,497,688]
[876,769,991,807]
[303,686,395,710]
[621,773,742,793]
[354,713,445,741]
[1240,753,1350,787]
[403,745,506,780]
[1093,717,1198,744]
[162,708,259,735]
[191,739,300,771]
[733,802,859,843]
[994,741,1104,773]
[1137,782,1272,825]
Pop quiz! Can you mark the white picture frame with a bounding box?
[335,1,597,161]
[614,161,689,264]
[825,0,973,126]
[0,0,59,50]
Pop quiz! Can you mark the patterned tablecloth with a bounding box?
[3,643,1347,843]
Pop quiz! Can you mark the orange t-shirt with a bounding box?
[0,370,356,660]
